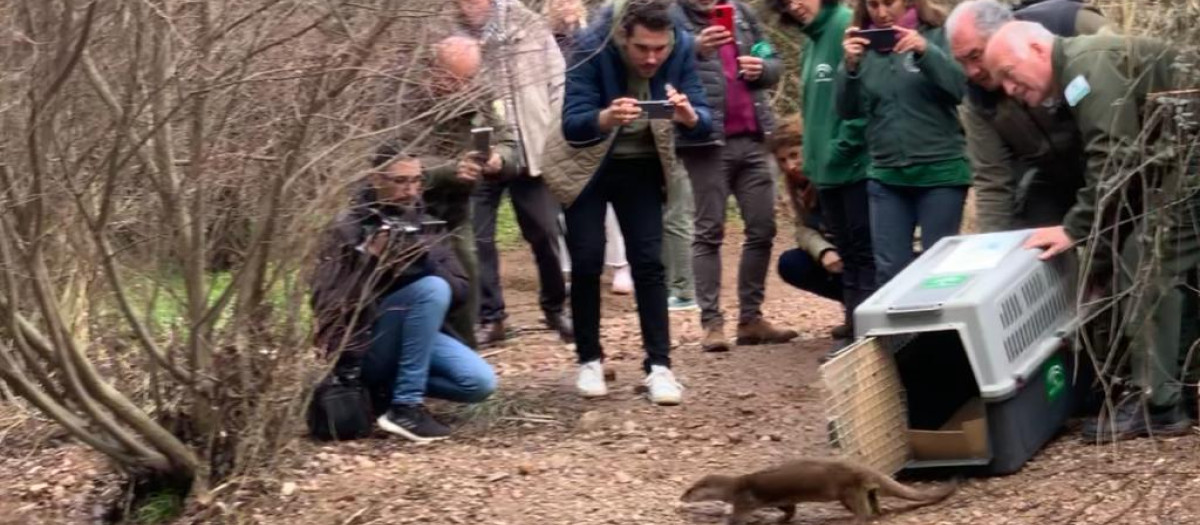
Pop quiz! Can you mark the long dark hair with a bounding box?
[852,0,948,29]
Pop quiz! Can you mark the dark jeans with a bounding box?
[867,180,967,285]
[565,158,670,372]
[680,137,776,327]
[472,175,567,323]
[818,180,876,326]
[777,249,842,303]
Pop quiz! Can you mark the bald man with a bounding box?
[375,34,523,348]
[985,21,1200,441]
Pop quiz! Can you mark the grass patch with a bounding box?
[131,489,185,524]
[124,268,310,336]
[495,196,522,251]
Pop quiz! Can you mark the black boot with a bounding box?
[830,324,853,340]
[1081,398,1192,443]
[544,311,575,344]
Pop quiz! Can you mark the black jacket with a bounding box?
[669,0,782,146]
[310,186,469,357]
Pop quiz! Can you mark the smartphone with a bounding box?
[854,28,897,53]
[419,218,448,235]
[635,100,675,120]
[709,4,735,33]
[470,127,493,155]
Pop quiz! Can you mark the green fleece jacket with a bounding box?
[835,25,968,186]
[800,5,869,188]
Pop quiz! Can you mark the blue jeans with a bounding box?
[867,180,967,285]
[365,276,497,406]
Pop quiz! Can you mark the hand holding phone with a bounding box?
[599,97,641,131]
[842,26,870,71]
[697,25,733,57]
[666,84,699,128]
[891,26,928,55]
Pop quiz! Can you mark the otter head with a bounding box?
[680,474,737,503]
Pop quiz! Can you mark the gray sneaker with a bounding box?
[667,296,699,311]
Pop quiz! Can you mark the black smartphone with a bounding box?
[471,127,493,155]
[635,100,675,120]
[854,28,897,53]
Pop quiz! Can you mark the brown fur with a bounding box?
[680,458,956,525]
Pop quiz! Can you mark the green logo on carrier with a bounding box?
[1045,356,1067,402]
[920,274,970,289]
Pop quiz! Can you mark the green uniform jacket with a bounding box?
[1052,35,1180,241]
[835,25,968,185]
[967,4,1111,232]
[800,5,869,189]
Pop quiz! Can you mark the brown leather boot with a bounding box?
[736,318,798,346]
[701,323,731,353]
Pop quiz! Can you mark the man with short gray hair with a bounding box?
[947,0,1109,232]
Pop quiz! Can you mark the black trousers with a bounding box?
[565,158,670,372]
[777,248,842,303]
[471,175,567,323]
[817,180,876,326]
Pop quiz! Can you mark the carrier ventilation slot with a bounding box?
[1004,272,1070,363]
[999,294,1023,329]
[1021,272,1044,308]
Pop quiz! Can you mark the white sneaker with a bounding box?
[612,265,633,295]
[644,365,683,406]
[576,360,608,398]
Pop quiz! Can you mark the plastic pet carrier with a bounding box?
[821,230,1089,476]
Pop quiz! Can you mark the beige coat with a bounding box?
[490,3,565,177]
[540,118,677,207]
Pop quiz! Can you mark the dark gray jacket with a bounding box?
[670,0,781,147]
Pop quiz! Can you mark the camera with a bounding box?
[356,215,448,254]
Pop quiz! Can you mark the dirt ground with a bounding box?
[2,224,1200,525]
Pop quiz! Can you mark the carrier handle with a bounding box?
[885,303,945,315]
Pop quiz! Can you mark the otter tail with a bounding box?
[869,470,957,504]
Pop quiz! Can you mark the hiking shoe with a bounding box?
[830,324,853,340]
[377,404,451,442]
[544,311,575,344]
[1081,398,1193,443]
[577,360,608,398]
[736,318,799,346]
[476,321,506,347]
[644,365,683,406]
[611,265,633,295]
[668,296,700,311]
[701,323,731,353]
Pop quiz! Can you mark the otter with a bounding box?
[680,458,956,524]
